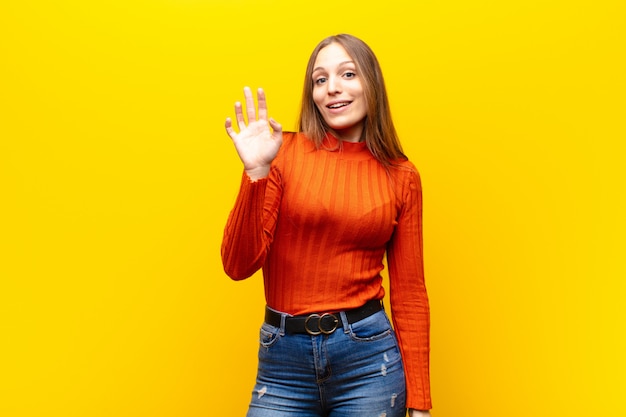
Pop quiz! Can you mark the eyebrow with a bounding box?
[312,61,355,73]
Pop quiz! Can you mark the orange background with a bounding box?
[1,1,624,416]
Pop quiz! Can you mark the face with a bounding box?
[311,43,367,143]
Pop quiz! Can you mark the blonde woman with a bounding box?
[222,34,432,417]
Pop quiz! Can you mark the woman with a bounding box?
[222,34,431,417]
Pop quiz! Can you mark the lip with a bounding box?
[325,100,353,113]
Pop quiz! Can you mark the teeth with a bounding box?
[328,102,349,109]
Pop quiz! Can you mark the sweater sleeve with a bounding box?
[387,167,432,410]
[221,166,283,280]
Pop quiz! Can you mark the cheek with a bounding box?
[348,82,364,99]
[312,89,324,107]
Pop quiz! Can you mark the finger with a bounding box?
[234,101,246,130]
[269,117,282,134]
[243,86,256,123]
[257,88,268,121]
[225,117,236,140]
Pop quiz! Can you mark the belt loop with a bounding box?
[339,311,350,333]
[279,313,287,336]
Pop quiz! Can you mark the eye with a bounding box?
[343,71,356,79]
[315,77,327,85]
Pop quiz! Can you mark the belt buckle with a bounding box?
[304,313,339,335]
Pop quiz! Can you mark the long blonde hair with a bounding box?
[298,34,407,167]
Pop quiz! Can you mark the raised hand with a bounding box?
[225,87,283,180]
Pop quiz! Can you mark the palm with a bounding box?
[231,118,281,171]
[225,87,283,176]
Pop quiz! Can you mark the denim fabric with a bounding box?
[246,309,407,417]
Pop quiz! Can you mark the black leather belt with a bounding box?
[264,299,383,335]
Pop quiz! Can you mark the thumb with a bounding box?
[269,118,282,134]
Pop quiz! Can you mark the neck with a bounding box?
[331,124,364,143]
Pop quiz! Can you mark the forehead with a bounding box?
[313,43,354,69]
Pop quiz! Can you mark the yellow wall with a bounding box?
[1,1,624,416]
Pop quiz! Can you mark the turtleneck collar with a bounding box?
[320,133,372,160]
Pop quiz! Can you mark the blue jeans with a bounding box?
[246,308,407,417]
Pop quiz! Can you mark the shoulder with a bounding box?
[279,131,317,156]
[392,159,422,190]
[272,131,316,170]
[395,158,419,173]
[283,131,314,147]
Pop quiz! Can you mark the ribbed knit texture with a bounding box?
[221,132,431,410]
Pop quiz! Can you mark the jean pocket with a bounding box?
[348,311,393,342]
[259,322,281,348]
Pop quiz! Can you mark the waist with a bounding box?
[264,299,383,335]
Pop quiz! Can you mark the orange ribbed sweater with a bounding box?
[221,132,431,410]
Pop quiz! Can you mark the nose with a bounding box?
[327,76,341,95]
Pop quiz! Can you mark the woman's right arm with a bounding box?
[221,87,283,280]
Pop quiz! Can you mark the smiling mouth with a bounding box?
[327,101,352,109]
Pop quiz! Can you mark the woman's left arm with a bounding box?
[387,165,432,411]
